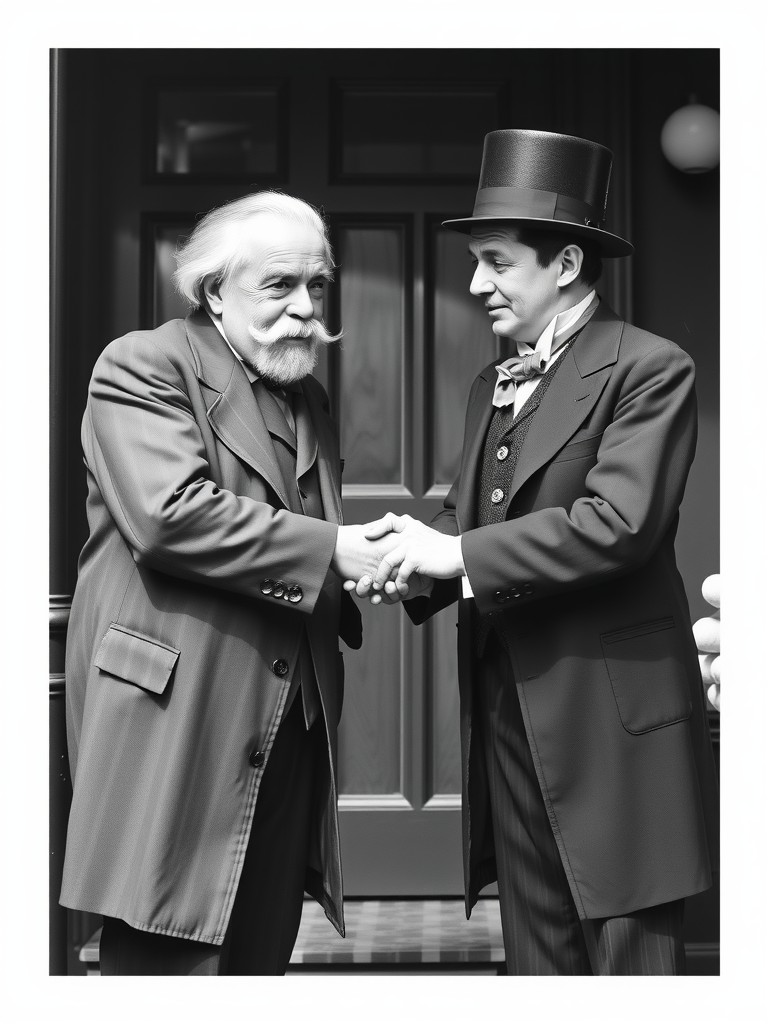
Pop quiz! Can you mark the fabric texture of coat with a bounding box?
[407,300,719,921]
[60,310,361,944]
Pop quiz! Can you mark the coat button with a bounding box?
[287,585,303,603]
[522,582,534,595]
[496,445,509,461]
[494,590,510,604]
[261,579,275,595]
[272,580,287,599]
[491,488,505,504]
[272,658,289,677]
[510,586,521,598]
[249,749,265,768]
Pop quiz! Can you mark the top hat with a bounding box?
[443,129,633,257]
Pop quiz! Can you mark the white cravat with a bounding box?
[494,290,596,416]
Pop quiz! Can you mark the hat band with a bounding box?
[472,186,604,228]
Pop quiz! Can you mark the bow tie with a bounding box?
[492,350,548,408]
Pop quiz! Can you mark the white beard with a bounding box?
[246,337,320,385]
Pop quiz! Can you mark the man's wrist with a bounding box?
[454,535,466,576]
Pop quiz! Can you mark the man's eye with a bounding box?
[310,281,326,294]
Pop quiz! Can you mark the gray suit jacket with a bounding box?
[61,310,359,942]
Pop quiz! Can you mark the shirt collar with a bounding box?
[208,311,303,396]
[208,312,258,385]
[516,289,596,360]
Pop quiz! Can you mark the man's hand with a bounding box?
[343,569,434,606]
[331,524,402,585]
[364,513,465,590]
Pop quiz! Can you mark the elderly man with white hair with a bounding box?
[60,191,397,975]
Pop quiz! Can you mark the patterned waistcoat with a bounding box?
[474,335,579,656]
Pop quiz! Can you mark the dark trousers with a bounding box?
[100,694,323,975]
[475,633,686,976]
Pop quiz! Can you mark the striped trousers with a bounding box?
[475,633,686,975]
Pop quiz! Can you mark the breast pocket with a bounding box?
[551,432,603,463]
[601,617,692,734]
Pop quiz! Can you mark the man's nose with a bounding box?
[469,265,493,297]
[286,285,315,319]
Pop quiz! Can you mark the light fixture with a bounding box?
[660,96,720,173]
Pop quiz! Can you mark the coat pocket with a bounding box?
[94,623,180,695]
[601,617,692,734]
[551,432,603,463]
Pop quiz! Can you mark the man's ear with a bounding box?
[556,245,583,288]
[202,274,224,315]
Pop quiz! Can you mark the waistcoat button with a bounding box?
[491,488,505,504]
[272,659,289,677]
[496,445,509,461]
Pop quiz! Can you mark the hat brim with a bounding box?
[441,215,634,258]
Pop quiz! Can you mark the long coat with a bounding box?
[408,301,718,920]
[60,310,360,944]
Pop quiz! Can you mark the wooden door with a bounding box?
[56,47,632,899]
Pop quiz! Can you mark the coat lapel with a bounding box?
[294,389,319,483]
[457,371,496,531]
[256,383,297,452]
[457,303,625,522]
[184,311,292,509]
[297,381,343,526]
[509,303,624,499]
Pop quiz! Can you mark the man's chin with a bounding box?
[249,341,319,385]
[491,319,514,338]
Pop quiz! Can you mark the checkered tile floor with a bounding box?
[290,898,504,966]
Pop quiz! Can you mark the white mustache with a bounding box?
[247,318,343,346]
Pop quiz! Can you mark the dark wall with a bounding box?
[628,49,720,621]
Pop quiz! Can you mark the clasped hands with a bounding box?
[331,513,465,606]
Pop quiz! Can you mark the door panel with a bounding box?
[336,223,406,488]
[338,601,403,797]
[430,220,502,486]
[427,608,463,799]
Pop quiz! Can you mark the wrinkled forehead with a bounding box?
[236,213,332,276]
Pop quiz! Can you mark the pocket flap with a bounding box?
[601,617,691,734]
[552,432,603,463]
[94,624,180,695]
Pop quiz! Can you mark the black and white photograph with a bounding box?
[3,2,766,1021]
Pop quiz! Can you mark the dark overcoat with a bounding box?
[408,301,719,920]
[61,310,360,943]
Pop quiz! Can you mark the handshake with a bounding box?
[331,513,466,605]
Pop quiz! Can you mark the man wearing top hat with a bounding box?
[351,130,719,974]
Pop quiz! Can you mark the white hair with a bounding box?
[172,191,334,310]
